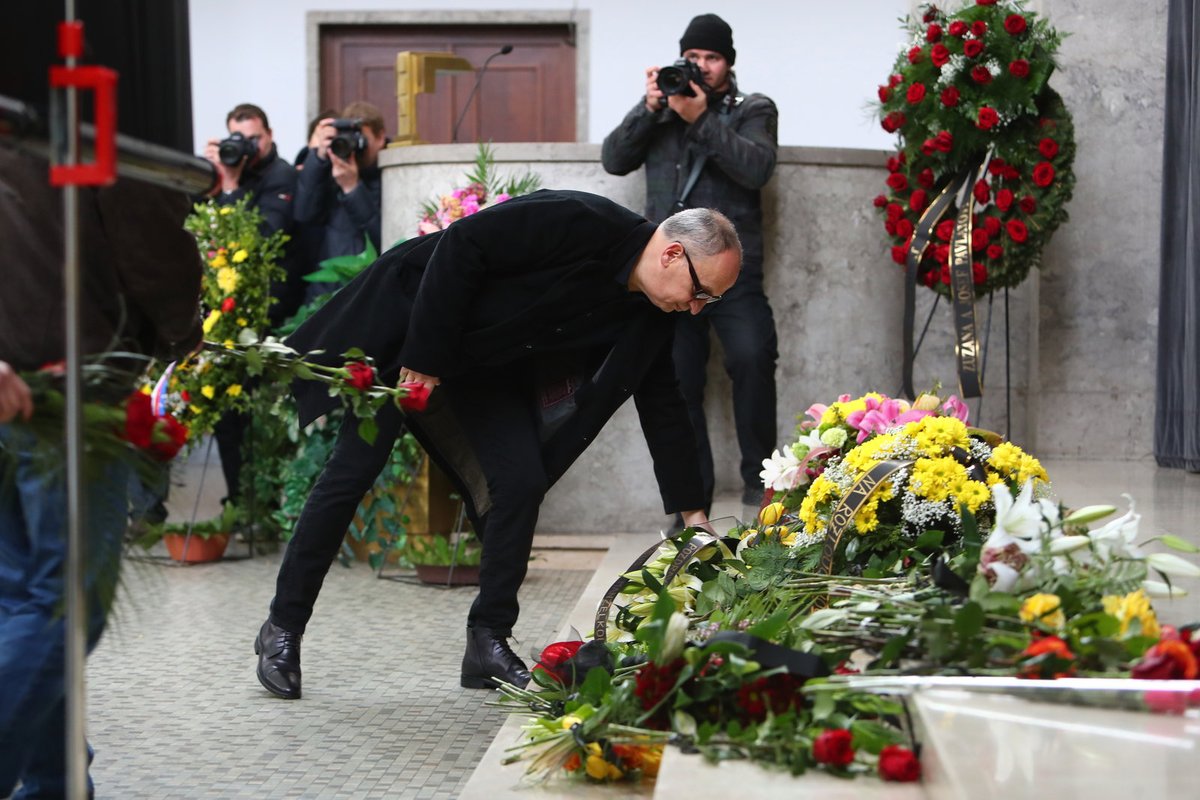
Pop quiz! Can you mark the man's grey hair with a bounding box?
[661,207,742,262]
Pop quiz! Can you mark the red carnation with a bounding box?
[886,172,909,191]
[895,218,914,239]
[973,261,988,285]
[221,296,236,313]
[812,729,855,767]
[983,216,1002,236]
[995,188,1014,210]
[344,361,376,391]
[973,179,991,204]
[918,167,936,189]
[397,381,431,412]
[971,65,993,84]
[926,23,943,42]
[940,86,960,107]
[1019,195,1037,214]
[1006,219,1029,243]
[930,43,951,67]
[909,189,928,212]
[888,73,904,88]
[908,46,924,64]
[1004,14,1028,34]
[971,20,988,36]
[948,20,968,37]
[534,640,586,683]
[906,83,927,104]
[1038,137,1060,158]
[878,85,892,102]
[933,130,954,152]
[886,202,905,221]
[891,245,908,265]
[977,106,999,130]
[1009,59,1031,78]
[972,227,990,251]
[963,38,984,58]
[936,219,956,242]
[987,243,1003,259]
[878,745,922,782]
[1032,161,1056,187]
[873,194,888,208]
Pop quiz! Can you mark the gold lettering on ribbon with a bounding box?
[949,187,982,398]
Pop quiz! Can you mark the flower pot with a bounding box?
[163,532,230,563]
[414,564,480,586]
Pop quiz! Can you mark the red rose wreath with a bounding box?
[873,0,1075,298]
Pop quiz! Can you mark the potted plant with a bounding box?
[406,529,482,586]
[135,502,242,563]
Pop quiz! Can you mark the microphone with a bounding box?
[451,45,514,143]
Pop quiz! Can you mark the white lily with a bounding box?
[1087,496,1143,562]
[660,612,690,662]
[759,447,804,492]
[1146,552,1200,578]
[986,481,1045,553]
[1142,579,1189,599]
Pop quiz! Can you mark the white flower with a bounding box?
[1145,552,1200,579]
[661,612,690,662]
[759,447,804,492]
[985,481,1045,552]
[1087,497,1143,562]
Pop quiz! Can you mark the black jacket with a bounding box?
[601,79,778,274]
[287,189,705,519]
[294,149,382,263]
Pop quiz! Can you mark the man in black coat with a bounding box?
[254,189,742,697]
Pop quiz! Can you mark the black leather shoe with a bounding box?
[255,619,302,699]
[461,627,531,689]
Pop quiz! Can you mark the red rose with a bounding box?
[886,202,904,221]
[1003,165,1021,180]
[122,391,188,462]
[987,243,1003,259]
[972,20,988,36]
[936,219,956,242]
[918,168,935,189]
[180,390,191,402]
[930,43,951,67]
[922,8,939,23]
[988,158,1008,175]
[1032,161,1056,187]
[908,46,924,64]
[881,111,907,133]
[906,83,927,104]
[940,86,960,107]
[1009,59,1030,78]
[971,65,993,84]
[972,227,990,251]
[878,745,922,782]
[1019,195,1037,214]
[983,216,1001,236]
[926,23,943,42]
[1006,219,1029,243]
[148,414,189,462]
[1132,639,1199,680]
[995,188,1014,210]
[873,194,888,208]
[891,245,908,265]
[221,296,236,313]
[397,381,431,412]
[934,244,950,264]
[878,85,891,102]
[886,156,902,173]
[1038,137,1060,158]
[921,139,935,156]
[948,20,968,37]
[1019,635,1077,679]
[933,130,954,152]
[895,218,914,239]
[921,268,937,287]
[1004,14,1028,34]
[976,106,999,130]
[812,729,855,767]
[534,639,586,683]
[886,172,909,191]
[972,261,988,284]
[909,189,928,212]
[939,264,952,284]
[963,38,984,58]
[888,73,904,88]
[973,179,991,204]
[344,361,375,391]
[884,219,897,235]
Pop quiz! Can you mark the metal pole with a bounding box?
[59,0,89,795]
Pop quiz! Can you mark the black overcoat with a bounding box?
[287,189,705,524]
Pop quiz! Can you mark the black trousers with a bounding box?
[269,375,547,637]
[673,273,778,508]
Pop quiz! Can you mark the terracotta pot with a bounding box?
[163,532,230,563]
[414,564,480,586]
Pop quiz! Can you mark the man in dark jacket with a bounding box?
[294,100,387,302]
[602,14,780,525]
[0,148,203,798]
[254,189,741,698]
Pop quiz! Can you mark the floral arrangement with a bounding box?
[494,390,1200,787]
[873,0,1075,296]
[416,143,540,235]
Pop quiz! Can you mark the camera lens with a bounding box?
[330,135,354,161]
[657,66,688,96]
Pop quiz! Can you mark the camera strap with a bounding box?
[673,98,739,210]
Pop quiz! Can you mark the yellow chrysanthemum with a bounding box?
[806,475,838,505]
[216,266,239,293]
[1102,589,1161,639]
[1020,593,1065,630]
[909,457,968,503]
[209,253,228,269]
[988,441,1024,474]
[201,309,221,334]
[843,435,893,474]
[200,385,215,399]
[226,384,243,397]
[956,480,991,514]
[906,416,970,456]
[799,493,824,535]
[231,248,249,263]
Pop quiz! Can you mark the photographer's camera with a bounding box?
[329,118,367,161]
[656,59,705,97]
[217,132,259,166]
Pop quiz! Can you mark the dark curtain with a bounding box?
[1156,0,1200,471]
[0,0,193,152]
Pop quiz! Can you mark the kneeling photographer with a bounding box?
[295,101,388,302]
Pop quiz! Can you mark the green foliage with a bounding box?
[405,530,481,567]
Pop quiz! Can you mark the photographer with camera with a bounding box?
[602,13,780,527]
[294,101,388,302]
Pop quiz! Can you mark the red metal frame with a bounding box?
[49,21,118,187]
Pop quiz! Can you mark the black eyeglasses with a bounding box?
[678,244,722,304]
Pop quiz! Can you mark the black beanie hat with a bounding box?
[679,13,736,66]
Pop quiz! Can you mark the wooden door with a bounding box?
[319,24,576,143]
